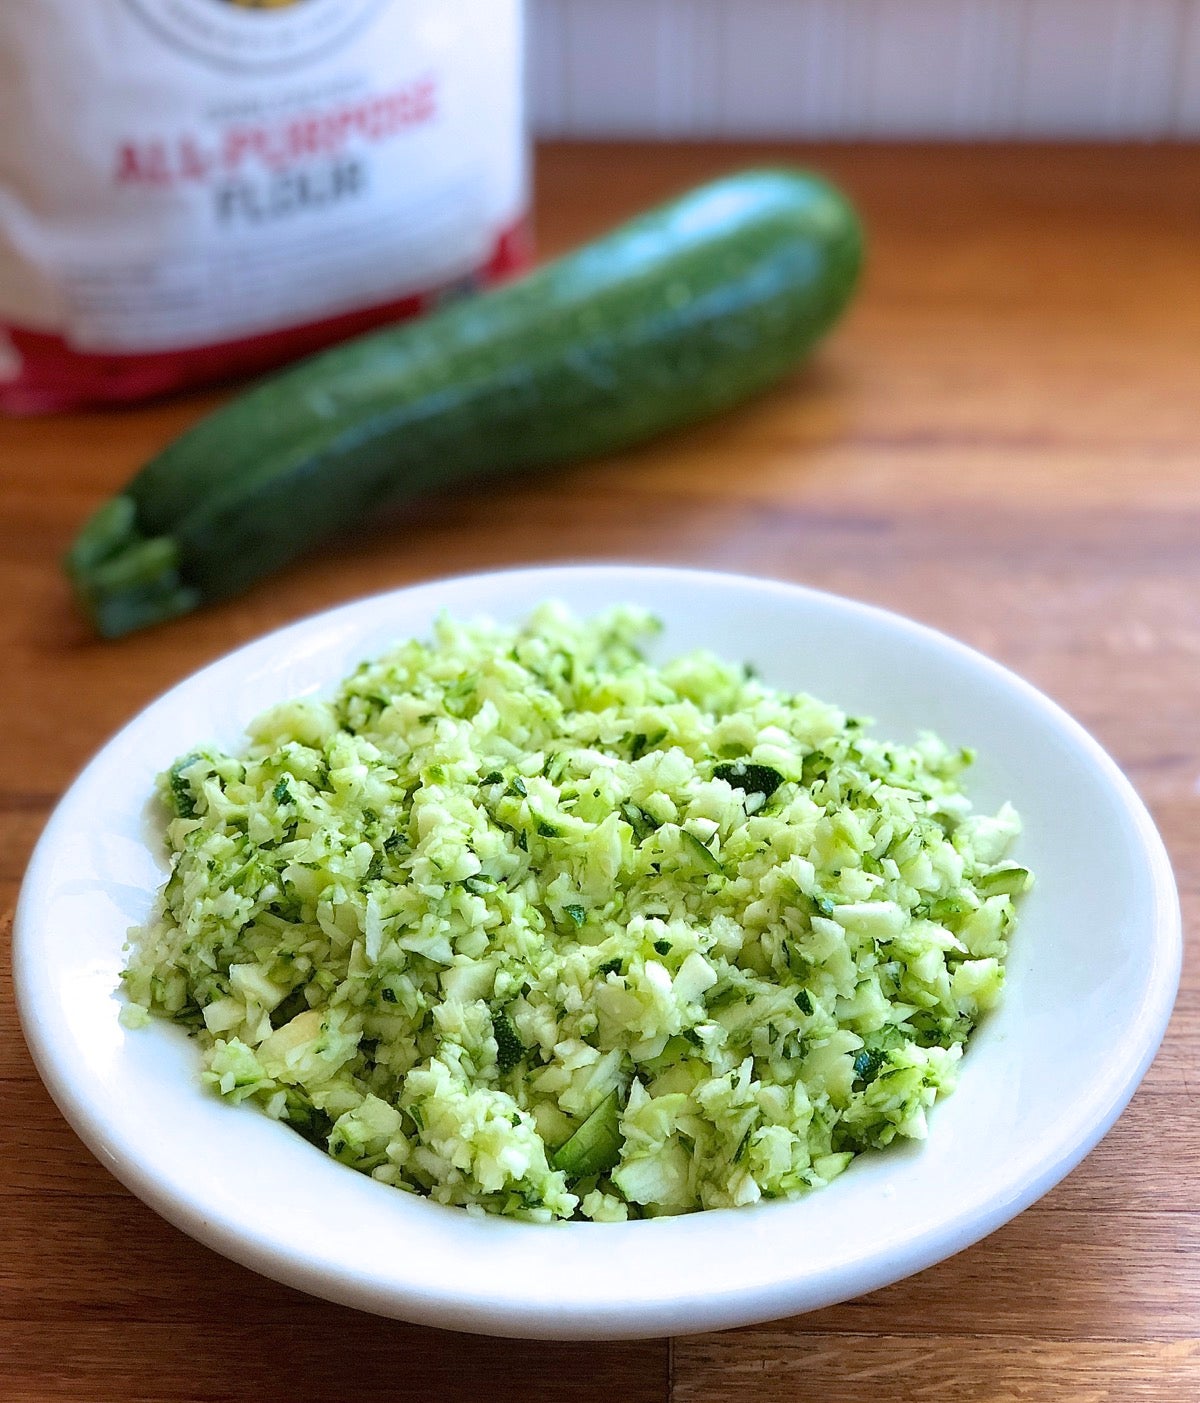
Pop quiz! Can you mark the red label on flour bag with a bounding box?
[0,0,528,414]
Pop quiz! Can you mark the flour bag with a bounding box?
[0,0,527,413]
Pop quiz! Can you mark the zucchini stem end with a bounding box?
[65,496,200,638]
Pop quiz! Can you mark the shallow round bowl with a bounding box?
[14,565,1181,1338]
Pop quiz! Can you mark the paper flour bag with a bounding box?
[0,0,528,412]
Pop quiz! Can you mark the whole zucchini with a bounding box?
[67,168,862,637]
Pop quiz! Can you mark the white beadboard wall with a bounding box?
[528,0,1200,138]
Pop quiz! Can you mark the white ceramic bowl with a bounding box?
[15,566,1180,1338]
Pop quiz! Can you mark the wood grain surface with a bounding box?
[1,142,1197,1403]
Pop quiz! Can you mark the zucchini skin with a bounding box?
[68,168,862,636]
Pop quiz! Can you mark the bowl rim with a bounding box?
[14,564,1182,1338]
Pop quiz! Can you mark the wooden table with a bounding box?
[2,143,1197,1402]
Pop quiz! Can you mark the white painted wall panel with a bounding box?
[527,0,1200,139]
[560,0,664,135]
[1107,0,1189,135]
[947,0,1029,135]
[527,0,569,137]
[1173,0,1200,131]
[1019,0,1123,136]
[718,0,863,136]
[862,0,972,137]
[1020,0,1184,136]
[653,0,723,135]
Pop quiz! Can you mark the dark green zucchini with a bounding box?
[66,168,863,637]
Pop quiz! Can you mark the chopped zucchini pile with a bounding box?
[122,605,1031,1221]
